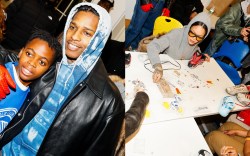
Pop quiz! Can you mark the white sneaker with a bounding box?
[236,93,250,106]
[226,84,249,95]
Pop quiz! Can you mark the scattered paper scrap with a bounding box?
[163,102,170,109]
[206,80,213,84]
[176,88,181,94]
[145,109,150,118]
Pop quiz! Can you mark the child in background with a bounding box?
[0,29,61,132]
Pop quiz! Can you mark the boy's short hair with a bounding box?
[26,29,62,62]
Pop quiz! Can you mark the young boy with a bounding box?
[0,29,61,132]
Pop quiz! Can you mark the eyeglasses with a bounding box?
[188,30,204,42]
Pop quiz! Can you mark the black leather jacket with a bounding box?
[0,48,125,156]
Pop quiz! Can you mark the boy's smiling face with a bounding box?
[16,38,55,86]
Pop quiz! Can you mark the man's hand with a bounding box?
[152,63,163,83]
[0,65,16,100]
[241,27,250,37]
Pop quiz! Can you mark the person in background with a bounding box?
[1,0,60,51]
[0,29,61,133]
[147,12,211,83]
[0,3,124,155]
[97,0,114,12]
[205,122,250,156]
[204,0,250,56]
[98,0,125,78]
[125,0,168,50]
[169,0,204,25]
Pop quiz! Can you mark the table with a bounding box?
[125,52,246,124]
[126,117,212,156]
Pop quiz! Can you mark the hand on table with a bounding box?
[0,65,16,100]
[152,63,163,83]
[220,146,238,156]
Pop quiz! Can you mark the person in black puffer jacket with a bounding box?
[1,0,60,51]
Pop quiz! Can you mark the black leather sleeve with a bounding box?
[0,45,18,65]
[125,91,149,138]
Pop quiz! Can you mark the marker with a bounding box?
[176,88,181,94]
[206,80,213,84]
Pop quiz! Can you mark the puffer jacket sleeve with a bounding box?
[125,92,149,138]
[216,3,243,37]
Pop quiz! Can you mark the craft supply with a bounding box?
[157,78,174,98]
[176,88,181,94]
[206,80,213,84]
[145,109,150,118]
[163,101,170,109]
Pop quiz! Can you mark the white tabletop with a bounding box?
[126,52,246,124]
[126,117,212,156]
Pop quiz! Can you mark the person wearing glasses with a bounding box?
[147,12,211,83]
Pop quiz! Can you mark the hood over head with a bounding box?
[61,2,111,67]
[177,12,211,58]
[185,12,211,41]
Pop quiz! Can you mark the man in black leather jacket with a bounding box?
[0,3,124,156]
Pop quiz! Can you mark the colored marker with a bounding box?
[176,88,181,94]
[206,80,213,84]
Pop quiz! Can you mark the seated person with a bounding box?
[0,29,61,133]
[204,0,250,56]
[205,122,250,156]
[147,12,211,83]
